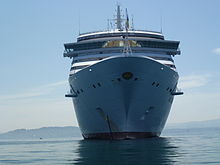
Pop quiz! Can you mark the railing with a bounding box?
[78,29,162,38]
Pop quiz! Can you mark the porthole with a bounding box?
[156,83,159,87]
[97,83,101,87]
[77,90,80,94]
[80,89,83,92]
[93,84,96,88]
[152,82,155,86]
[117,78,121,82]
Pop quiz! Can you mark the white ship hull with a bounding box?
[69,56,178,139]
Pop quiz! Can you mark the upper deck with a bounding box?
[63,5,180,58]
[77,30,164,42]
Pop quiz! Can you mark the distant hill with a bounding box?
[0,126,81,140]
[165,118,220,129]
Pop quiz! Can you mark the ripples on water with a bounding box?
[0,128,220,165]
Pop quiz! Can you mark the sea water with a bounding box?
[0,128,220,165]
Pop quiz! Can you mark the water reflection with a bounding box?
[69,138,180,165]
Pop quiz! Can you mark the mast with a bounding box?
[123,8,132,56]
[125,8,129,31]
[116,5,122,30]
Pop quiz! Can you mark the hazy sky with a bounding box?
[1,0,220,132]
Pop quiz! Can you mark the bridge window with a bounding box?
[103,40,141,48]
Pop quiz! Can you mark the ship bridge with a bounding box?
[63,32,180,58]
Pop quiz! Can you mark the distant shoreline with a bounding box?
[1,118,220,140]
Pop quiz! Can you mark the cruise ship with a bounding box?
[64,6,183,139]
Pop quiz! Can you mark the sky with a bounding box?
[0,0,220,133]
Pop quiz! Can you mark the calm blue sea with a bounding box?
[0,128,220,165]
